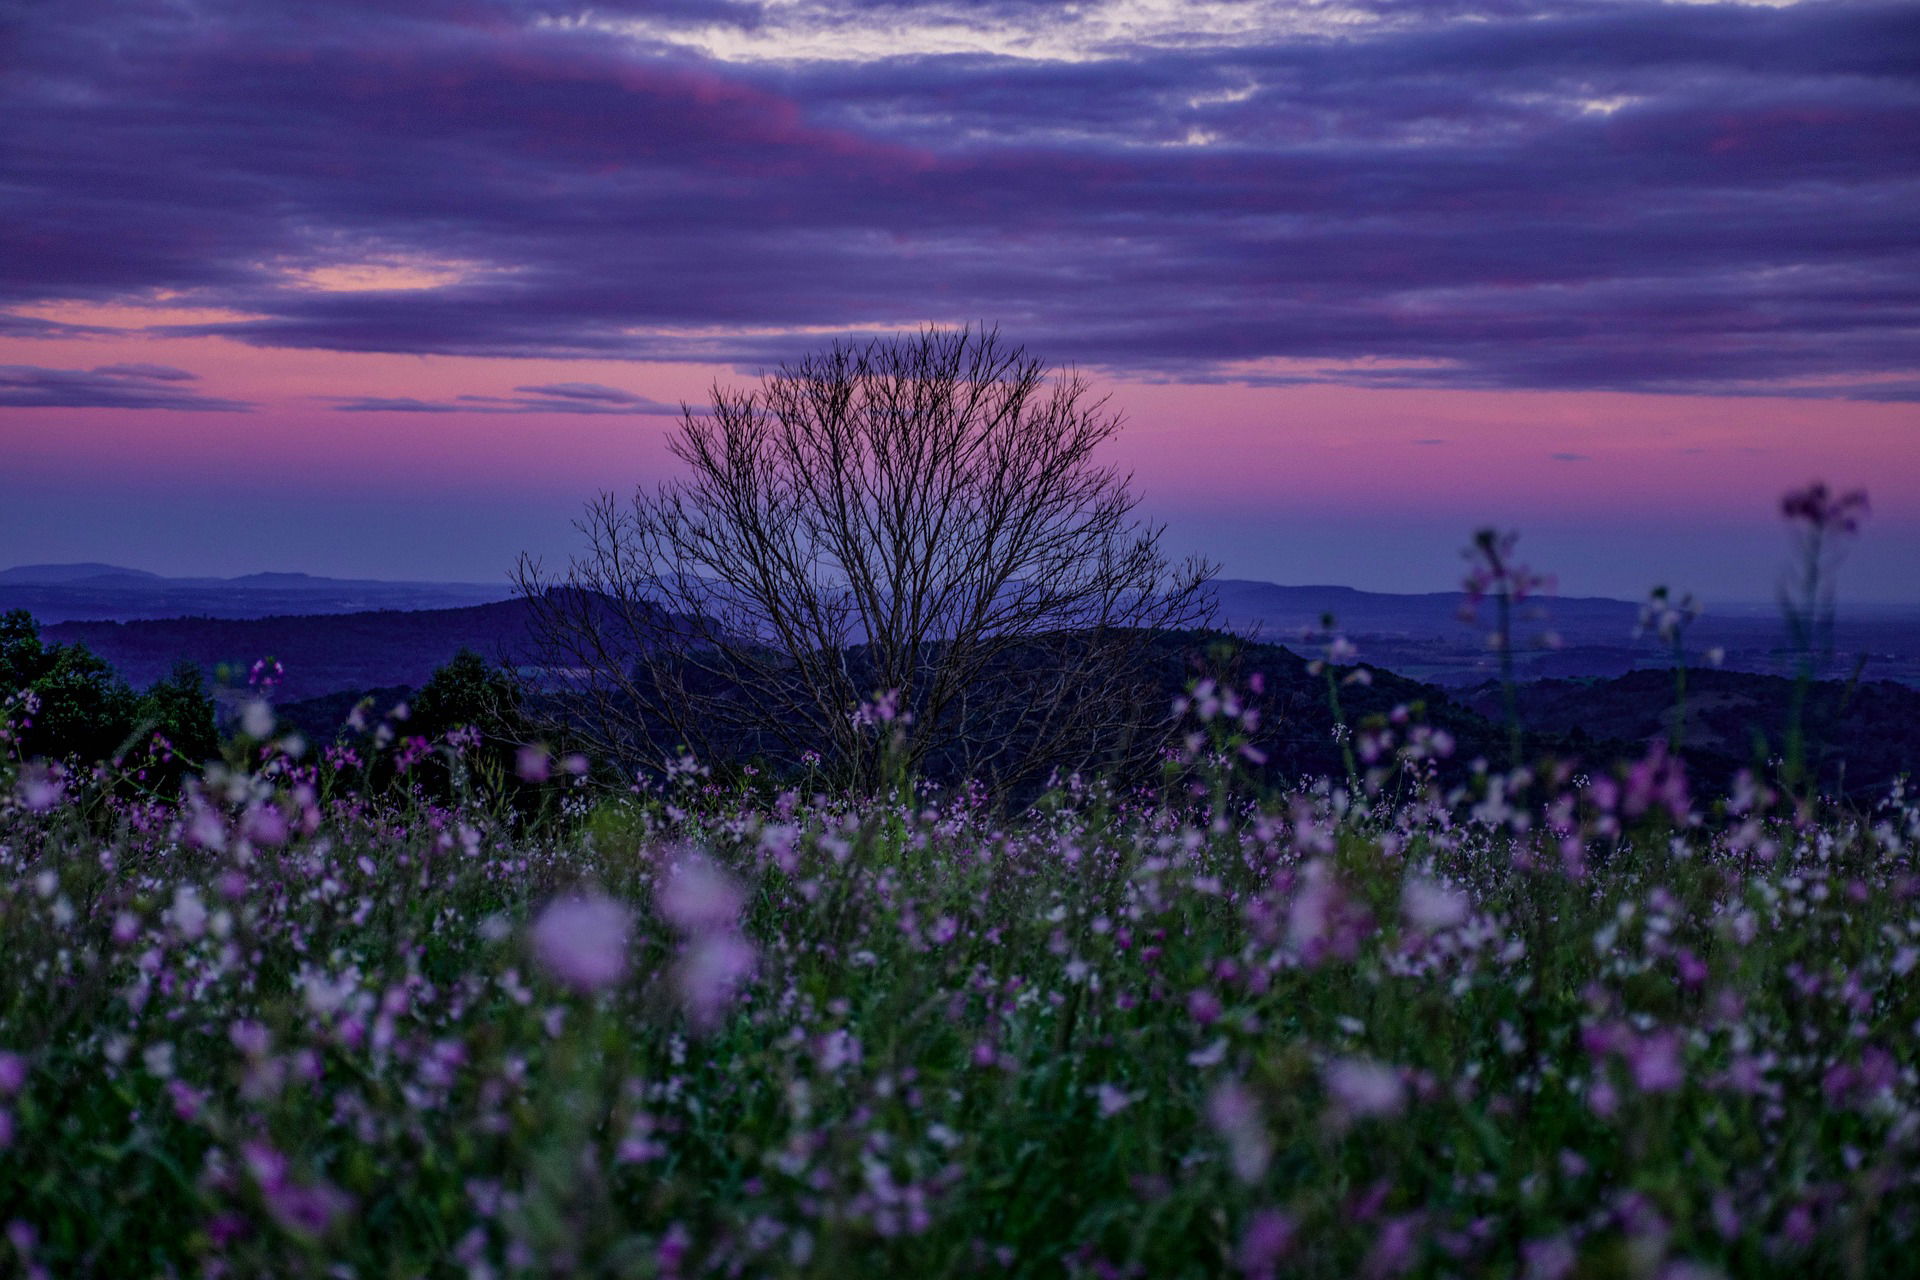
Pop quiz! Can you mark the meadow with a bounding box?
[3,679,1916,1278]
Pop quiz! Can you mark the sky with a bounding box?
[2,0,1916,602]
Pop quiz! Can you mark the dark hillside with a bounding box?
[1468,668,1919,799]
[44,600,541,702]
[33,607,1917,799]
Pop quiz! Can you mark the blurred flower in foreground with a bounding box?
[659,851,756,1031]
[530,893,632,992]
[15,764,63,812]
[1207,1079,1271,1183]
[1781,482,1868,534]
[243,1140,352,1240]
[0,1052,25,1096]
[1401,877,1469,933]
[1323,1056,1406,1123]
[516,744,551,783]
[1238,1208,1297,1277]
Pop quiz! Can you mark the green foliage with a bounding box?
[0,607,140,765]
[409,647,525,743]
[135,660,220,778]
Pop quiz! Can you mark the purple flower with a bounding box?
[1363,1215,1421,1279]
[1401,877,1469,932]
[677,932,755,1030]
[1521,1235,1576,1280]
[243,1140,353,1238]
[264,1180,353,1239]
[239,803,289,847]
[0,1053,25,1097]
[1206,1080,1271,1184]
[1237,1209,1296,1276]
[656,852,757,1029]
[1324,1056,1407,1121]
[658,853,744,932]
[1624,744,1690,824]
[17,768,64,811]
[515,744,551,783]
[1781,482,1868,534]
[1186,988,1222,1026]
[1626,1029,1685,1094]
[530,894,632,992]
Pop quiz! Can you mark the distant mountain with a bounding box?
[1209,578,1643,630]
[10,565,1918,688]
[0,564,516,622]
[1206,579,1920,688]
[0,562,163,584]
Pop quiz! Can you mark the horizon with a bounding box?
[10,556,1919,618]
[4,1,1917,603]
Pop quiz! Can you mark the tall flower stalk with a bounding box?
[1638,587,1700,756]
[1777,483,1868,804]
[1461,529,1553,770]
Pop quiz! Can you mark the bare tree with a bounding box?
[514,326,1215,791]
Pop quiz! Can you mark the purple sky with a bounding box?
[3,0,1916,601]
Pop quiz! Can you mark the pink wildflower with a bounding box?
[1781,482,1868,534]
[1363,1215,1421,1279]
[1324,1056,1407,1121]
[530,894,632,992]
[1401,877,1469,932]
[1624,744,1690,823]
[1206,1079,1271,1183]
[1237,1209,1296,1277]
[239,803,289,847]
[659,854,745,932]
[678,932,755,1029]
[515,744,551,783]
[660,852,755,1029]
[1186,988,1222,1026]
[1626,1029,1685,1093]
[16,764,64,812]
[265,1180,353,1239]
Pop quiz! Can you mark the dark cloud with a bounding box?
[327,396,466,413]
[0,364,251,411]
[508,382,685,411]
[0,312,121,340]
[3,0,1916,398]
[93,363,199,382]
[326,383,689,414]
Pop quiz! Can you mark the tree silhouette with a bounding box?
[516,327,1213,790]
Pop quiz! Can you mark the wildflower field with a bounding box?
[3,687,1917,1280]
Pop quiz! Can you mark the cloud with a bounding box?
[506,382,684,411]
[3,0,1916,399]
[0,312,122,340]
[92,362,199,382]
[1549,451,1590,462]
[0,364,251,411]
[326,396,466,413]
[325,383,691,414]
